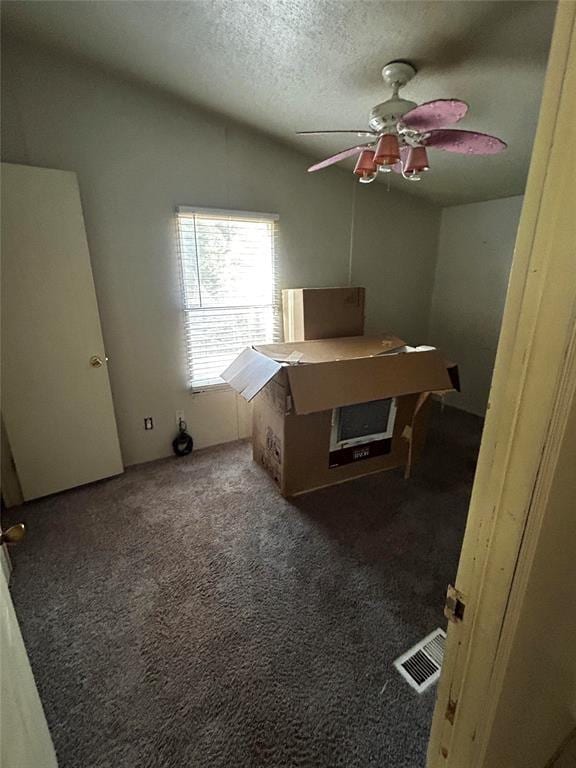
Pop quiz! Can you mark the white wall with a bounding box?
[1,37,441,466]
[352,184,441,342]
[428,196,524,416]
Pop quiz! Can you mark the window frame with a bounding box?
[176,206,281,393]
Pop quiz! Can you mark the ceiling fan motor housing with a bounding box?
[368,97,418,133]
[369,61,418,133]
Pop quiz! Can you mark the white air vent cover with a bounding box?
[393,628,447,693]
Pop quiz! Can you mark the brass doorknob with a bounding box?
[90,355,105,368]
[0,523,26,545]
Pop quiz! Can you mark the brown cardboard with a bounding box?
[282,287,365,341]
[403,392,433,479]
[224,334,458,496]
[222,335,407,399]
[254,334,405,363]
[286,350,452,414]
[281,394,418,496]
[252,376,287,487]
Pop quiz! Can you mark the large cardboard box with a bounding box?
[223,334,458,497]
[282,286,365,341]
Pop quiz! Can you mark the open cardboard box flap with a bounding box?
[221,347,284,401]
[222,335,455,406]
[285,349,453,414]
[253,334,405,363]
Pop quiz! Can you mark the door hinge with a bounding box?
[445,584,466,623]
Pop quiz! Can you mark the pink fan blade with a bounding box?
[402,99,469,131]
[424,129,507,155]
[307,144,373,172]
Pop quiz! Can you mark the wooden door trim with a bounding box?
[427,3,576,766]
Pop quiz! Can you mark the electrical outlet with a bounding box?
[144,417,154,430]
[175,410,185,429]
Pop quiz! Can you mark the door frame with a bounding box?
[427,2,576,766]
[0,534,59,767]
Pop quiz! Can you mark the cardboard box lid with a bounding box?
[222,335,455,407]
[286,349,453,414]
[254,334,405,363]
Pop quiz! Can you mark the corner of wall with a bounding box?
[424,204,445,342]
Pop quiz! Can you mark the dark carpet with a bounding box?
[5,404,482,768]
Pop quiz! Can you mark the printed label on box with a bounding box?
[328,438,392,468]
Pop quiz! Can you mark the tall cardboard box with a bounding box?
[282,287,365,341]
[223,335,458,496]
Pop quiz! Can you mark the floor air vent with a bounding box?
[393,628,447,693]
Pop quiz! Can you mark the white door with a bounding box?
[0,548,58,768]
[1,163,123,500]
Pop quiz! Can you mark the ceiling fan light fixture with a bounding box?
[404,146,430,174]
[300,59,506,185]
[374,134,400,166]
[354,149,377,180]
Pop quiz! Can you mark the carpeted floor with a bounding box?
[5,404,482,768]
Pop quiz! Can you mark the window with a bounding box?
[176,207,280,390]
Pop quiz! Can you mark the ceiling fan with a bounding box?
[297,61,507,184]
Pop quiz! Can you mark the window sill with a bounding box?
[189,383,233,396]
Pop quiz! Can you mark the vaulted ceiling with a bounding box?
[2,0,557,205]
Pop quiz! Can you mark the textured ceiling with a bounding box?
[2,0,557,206]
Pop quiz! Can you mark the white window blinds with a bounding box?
[176,207,280,390]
